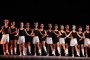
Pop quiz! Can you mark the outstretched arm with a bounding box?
[66,31,72,38]
[76,32,82,38]
[24,29,30,36]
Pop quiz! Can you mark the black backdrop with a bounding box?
[0,0,90,56]
[0,0,90,26]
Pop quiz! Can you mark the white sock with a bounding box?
[52,49,55,55]
[24,47,27,55]
[65,49,68,54]
[6,50,9,52]
[28,46,31,53]
[39,49,41,54]
[72,54,74,57]
[86,54,88,56]
[11,49,13,54]
[14,47,17,53]
[43,46,47,53]
[34,53,36,56]
[19,48,22,55]
[23,50,26,55]
[23,46,26,55]
[81,49,84,56]
[78,49,80,54]
[72,54,74,55]
[57,47,60,54]
[77,51,80,56]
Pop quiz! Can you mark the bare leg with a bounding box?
[24,43,27,55]
[78,45,80,55]
[22,42,25,55]
[65,43,69,55]
[85,47,88,57]
[27,42,31,54]
[14,40,17,54]
[57,42,60,55]
[52,44,56,56]
[47,44,49,56]
[19,44,22,56]
[10,40,13,55]
[34,44,36,56]
[75,45,80,56]
[81,44,84,56]
[37,42,41,55]
[2,44,5,55]
[72,46,74,57]
[42,41,47,53]
[50,44,54,54]
[5,42,9,55]
[62,44,66,54]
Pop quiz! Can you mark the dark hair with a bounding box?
[26,22,29,24]
[11,21,15,23]
[20,22,24,24]
[86,25,89,26]
[48,24,52,26]
[60,25,64,27]
[78,26,82,28]
[34,22,38,25]
[65,25,69,27]
[4,19,9,22]
[54,24,58,26]
[72,25,76,27]
[40,23,44,25]
[4,19,9,20]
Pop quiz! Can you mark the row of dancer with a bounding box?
[0,19,90,57]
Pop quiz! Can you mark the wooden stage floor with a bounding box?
[0,55,90,60]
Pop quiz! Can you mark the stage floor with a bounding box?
[0,55,90,60]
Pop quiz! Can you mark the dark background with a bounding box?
[0,0,90,56]
[0,0,90,28]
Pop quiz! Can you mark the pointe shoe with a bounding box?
[72,54,74,57]
[4,52,6,55]
[59,54,61,56]
[77,54,80,57]
[39,53,42,56]
[28,52,31,55]
[52,53,56,56]
[14,52,17,55]
[19,54,22,56]
[82,55,85,57]
[65,54,68,56]
[11,53,13,55]
[86,54,88,57]
[52,51,56,56]
[6,52,9,55]
[45,51,47,54]
[34,53,36,56]
[46,54,49,56]
[23,53,26,56]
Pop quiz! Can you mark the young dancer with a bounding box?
[83,25,90,57]
[10,21,17,55]
[53,24,61,56]
[32,22,41,56]
[25,22,33,55]
[67,25,80,57]
[59,25,66,56]
[39,23,47,54]
[0,19,10,55]
[65,25,71,56]
[46,24,54,56]
[77,26,84,57]
[17,22,26,56]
